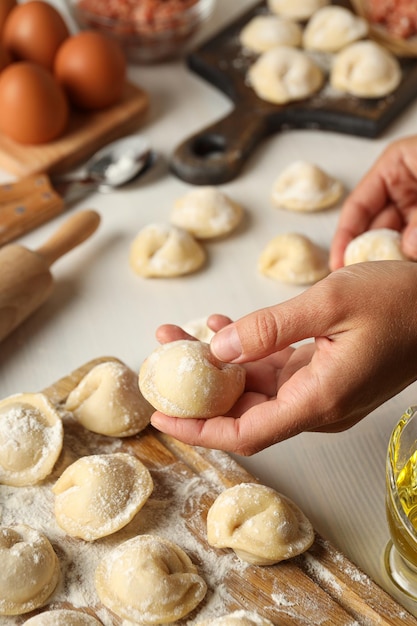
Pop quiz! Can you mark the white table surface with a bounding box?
[2,0,417,617]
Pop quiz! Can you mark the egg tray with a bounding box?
[0,82,149,177]
[170,0,417,184]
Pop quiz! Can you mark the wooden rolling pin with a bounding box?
[0,209,100,343]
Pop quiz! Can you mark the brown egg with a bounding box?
[0,0,16,35]
[0,61,69,144]
[54,30,126,110]
[0,43,12,72]
[3,0,69,70]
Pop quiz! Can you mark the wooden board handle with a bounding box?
[170,108,268,185]
[36,209,101,267]
[0,175,65,246]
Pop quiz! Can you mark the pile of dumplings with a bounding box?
[0,358,315,624]
[241,0,402,104]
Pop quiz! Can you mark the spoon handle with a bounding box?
[0,174,64,246]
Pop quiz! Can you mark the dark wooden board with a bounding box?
[2,356,417,625]
[170,1,417,184]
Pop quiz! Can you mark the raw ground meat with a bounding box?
[77,0,199,30]
[365,0,417,38]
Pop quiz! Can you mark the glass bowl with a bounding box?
[67,0,216,63]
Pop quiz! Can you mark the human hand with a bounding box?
[151,262,417,456]
[330,135,417,270]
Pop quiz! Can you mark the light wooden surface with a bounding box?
[2,356,416,625]
[0,83,149,177]
[2,0,417,620]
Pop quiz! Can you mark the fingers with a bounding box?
[329,175,388,270]
[402,210,417,260]
[210,270,351,364]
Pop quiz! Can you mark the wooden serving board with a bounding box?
[1,356,416,625]
[0,82,149,177]
[171,0,417,185]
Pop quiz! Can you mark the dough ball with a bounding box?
[0,392,63,487]
[303,6,368,52]
[129,223,206,278]
[23,609,101,625]
[95,534,207,623]
[196,611,274,626]
[139,340,246,419]
[258,233,329,285]
[343,228,408,266]
[267,0,330,20]
[0,524,60,616]
[240,15,302,53]
[65,360,153,437]
[247,46,324,105]
[330,40,401,98]
[207,483,314,565]
[52,452,153,541]
[182,316,215,343]
[170,186,244,240]
[271,161,344,211]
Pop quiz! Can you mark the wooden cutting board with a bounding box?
[1,356,416,626]
[0,82,149,177]
[171,0,417,185]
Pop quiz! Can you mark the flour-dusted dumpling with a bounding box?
[247,46,324,105]
[170,187,244,240]
[343,228,408,266]
[52,452,153,541]
[139,340,246,419]
[0,392,63,487]
[196,610,275,626]
[129,223,206,278]
[258,233,329,285]
[95,534,207,623]
[303,6,368,52]
[330,40,402,98]
[207,483,314,566]
[65,360,153,437]
[271,161,344,211]
[267,0,329,20]
[0,525,60,616]
[240,15,302,53]
[23,609,101,625]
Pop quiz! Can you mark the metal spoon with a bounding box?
[52,134,158,203]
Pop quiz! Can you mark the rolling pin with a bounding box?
[0,209,100,343]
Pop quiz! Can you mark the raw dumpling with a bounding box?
[343,228,408,265]
[330,40,402,98]
[267,0,330,20]
[196,611,274,626]
[139,340,246,418]
[206,483,314,565]
[129,223,206,278]
[23,609,101,625]
[258,233,329,285]
[52,452,153,541]
[303,6,368,52]
[0,392,63,487]
[0,524,60,616]
[64,360,153,437]
[271,161,344,211]
[95,534,207,623]
[170,186,244,240]
[182,316,215,343]
[240,15,302,53]
[247,46,324,105]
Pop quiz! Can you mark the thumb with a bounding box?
[402,211,417,260]
[210,275,345,363]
